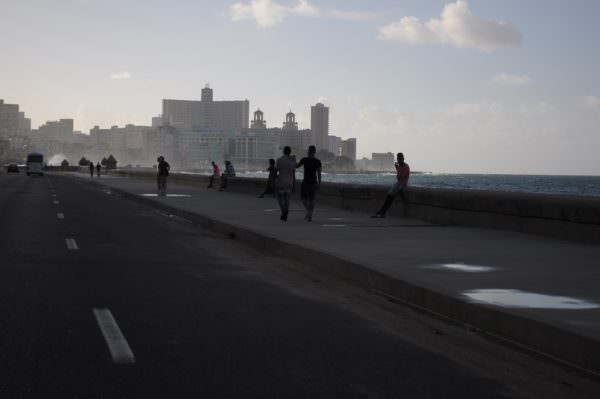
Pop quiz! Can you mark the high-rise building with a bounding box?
[310,102,329,151]
[341,138,357,161]
[0,99,20,138]
[162,85,249,131]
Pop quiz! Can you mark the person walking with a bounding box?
[296,145,322,221]
[258,158,276,198]
[219,161,236,191]
[89,161,94,177]
[96,162,101,178]
[274,146,296,222]
[157,156,170,196]
[208,161,220,188]
[372,152,410,218]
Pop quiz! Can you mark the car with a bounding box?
[6,164,19,173]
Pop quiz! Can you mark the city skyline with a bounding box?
[2,0,600,174]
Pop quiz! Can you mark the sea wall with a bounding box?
[114,170,600,244]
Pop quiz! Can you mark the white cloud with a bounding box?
[230,0,288,27]
[583,95,600,110]
[110,71,131,80]
[492,73,531,86]
[229,0,376,27]
[378,0,522,52]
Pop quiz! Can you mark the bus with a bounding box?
[26,152,44,176]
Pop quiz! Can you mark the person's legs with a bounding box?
[208,175,214,188]
[374,182,404,217]
[277,190,286,220]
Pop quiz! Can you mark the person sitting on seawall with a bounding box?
[372,152,410,218]
[219,160,236,191]
[207,161,221,188]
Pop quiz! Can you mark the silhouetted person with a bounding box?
[296,145,322,221]
[373,152,410,218]
[208,161,220,188]
[274,146,296,221]
[157,156,170,196]
[258,158,276,198]
[96,162,101,177]
[89,162,94,177]
[219,160,236,191]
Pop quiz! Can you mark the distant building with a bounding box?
[250,109,267,130]
[162,85,250,131]
[328,135,342,156]
[310,102,329,151]
[38,119,74,143]
[0,99,20,138]
[282,111,298,131]
[341,138,357,161]
[371,152,395,170]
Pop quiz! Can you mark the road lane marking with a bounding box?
[93,308,136,364]
[57,213,65,219]
[65,238,79,250]
[53,200,59,205]
[52,194,57,197]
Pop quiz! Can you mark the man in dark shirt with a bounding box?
[157,155,170,196]
[296,145,322,222]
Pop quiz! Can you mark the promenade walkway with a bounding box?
[66,172,600,374]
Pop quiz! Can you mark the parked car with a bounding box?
[6,164,19,173]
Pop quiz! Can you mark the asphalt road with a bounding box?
[0,172,599,398]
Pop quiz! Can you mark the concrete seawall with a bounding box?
[114,170,600,244]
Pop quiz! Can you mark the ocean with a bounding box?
[232,171,600,198]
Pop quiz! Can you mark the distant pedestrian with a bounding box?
[157,156,170,196]
[219,161,236,191]
[296,145,322,222]
[89,161,94,177]
[372,152,410,218]
[96,162,101,177]
[258,158,276,198]
[208,161,221,188]
[274,146,296,221]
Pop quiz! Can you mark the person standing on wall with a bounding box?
[372,152,410,218]
[296,145,322,222]
[157,156,170,196]
[274,146,296,222]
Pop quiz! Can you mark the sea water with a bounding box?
[234,171,600,197]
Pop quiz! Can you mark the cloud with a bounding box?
[492,73,531,86]
[583,95,600,110]
[378,0,522,52]
[229,0,377,27]
[447,101,504,116]
[110,71,131,80]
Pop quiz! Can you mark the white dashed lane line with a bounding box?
[53,200,59,205]
[57,213,64,219]
[65,238,79,250]
[93,308,136,364]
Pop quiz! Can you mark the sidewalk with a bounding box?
[66,172,600,374]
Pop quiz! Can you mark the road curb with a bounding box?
[72,175,600,377]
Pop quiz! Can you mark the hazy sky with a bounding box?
[2,0,600,174]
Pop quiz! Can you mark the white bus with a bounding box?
[26,152,44,176]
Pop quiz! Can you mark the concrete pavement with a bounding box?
[69,171,600,375]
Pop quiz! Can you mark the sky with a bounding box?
[1,0,600,174]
